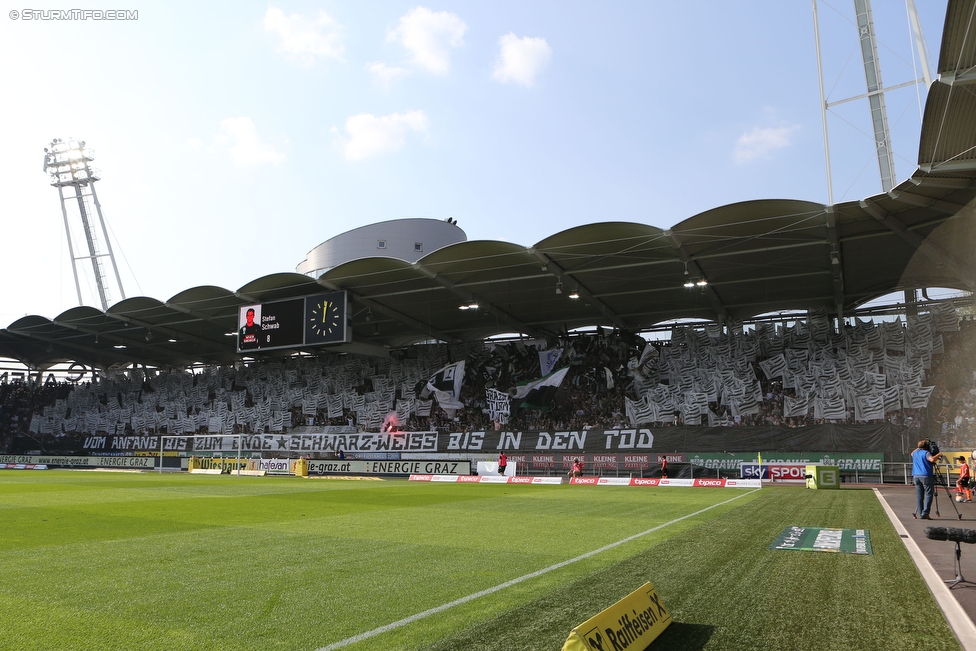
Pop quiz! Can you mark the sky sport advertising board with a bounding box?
[741,463,810,481]
[237,291,349,353]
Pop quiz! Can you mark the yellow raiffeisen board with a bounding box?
[562,582,671,651]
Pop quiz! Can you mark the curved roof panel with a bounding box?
[920,0,976,173]
[237,272,324,302]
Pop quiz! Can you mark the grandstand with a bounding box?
[0,310,974,481]
[1,1,975,480]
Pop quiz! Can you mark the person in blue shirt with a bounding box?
[913,439,943,519]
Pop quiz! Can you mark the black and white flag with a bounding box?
[783,394,811,418]
[880,386,901,414]
[513,367,569,411]
[902,385,935,409]
[759,353,788,380]
[680,402,702,425]
[855,395,885,421]
[420,361,465,411]
[729,393,759,417]
[539,348,563,376]
[625,396,657,425]
[637,342,658,368]
[816,395,847,420]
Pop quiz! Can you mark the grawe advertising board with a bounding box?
[689,452,884,472]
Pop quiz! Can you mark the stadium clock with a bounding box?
[304,291,347,344]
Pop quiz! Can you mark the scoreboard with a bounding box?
[237,291,349,353]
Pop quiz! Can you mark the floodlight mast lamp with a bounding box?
[43,138,126,311]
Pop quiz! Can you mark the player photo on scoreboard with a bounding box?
[238,304,262,351]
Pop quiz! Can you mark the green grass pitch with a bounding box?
[0,471,959,651]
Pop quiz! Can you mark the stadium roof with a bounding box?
[2,0,975,372]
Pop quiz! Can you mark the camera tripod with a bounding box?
[946,540,976,589]
[914,465,962,521]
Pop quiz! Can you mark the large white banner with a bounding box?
[486,388,510,423]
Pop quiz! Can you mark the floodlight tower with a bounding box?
[812,0,934,204]
[43,138,126,311]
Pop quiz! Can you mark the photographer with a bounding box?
[913,439,943,519]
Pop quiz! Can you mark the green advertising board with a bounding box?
[687,452,884,472]
[770,527,872,554]
[805,465,839,489]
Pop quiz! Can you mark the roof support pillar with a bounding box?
[824,206,845,320]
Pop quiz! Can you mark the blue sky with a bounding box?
[0,1,948,325]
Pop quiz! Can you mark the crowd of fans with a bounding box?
[929,318,976,450]
[0,381,72,453]
[1,308,975,454]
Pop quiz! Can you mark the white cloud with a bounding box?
[264,7,344,67]
[366,61,409,86]
[492,33,552,87]
[338,111,429,161]
[386,7,466,75]
[733,125,799,164]
[216,117,287,166]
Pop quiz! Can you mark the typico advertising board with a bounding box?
[409,475,762,487]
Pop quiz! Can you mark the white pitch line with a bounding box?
[316,488,761,651]
[873,488,976,650]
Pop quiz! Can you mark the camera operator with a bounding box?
[913,439,943,519]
